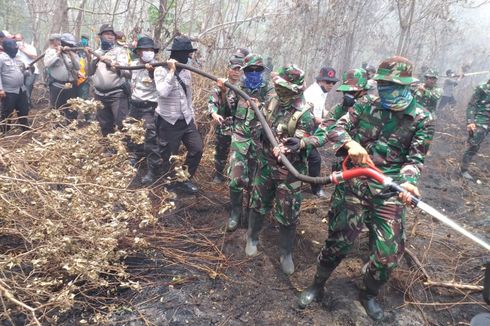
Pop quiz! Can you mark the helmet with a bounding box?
[424,68,438,78]
[337,68,369,92]
[373,56,418,85]
[273,64,305,93]
[446,69,454,77]
[60,33,77,47]
[242,53,264,71]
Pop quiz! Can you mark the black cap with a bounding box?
[0,31,5,38]
[167,36,197,52]
[81,34,89,39]
[234,48,250,58]
[316,67,339,82]
[133,37,159,53]
[98,24,115,35]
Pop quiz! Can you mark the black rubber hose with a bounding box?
[116,61,331,185]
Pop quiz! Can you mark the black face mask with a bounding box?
[170,51,191,64]
[342,94,356,107]
[2,40,18,58]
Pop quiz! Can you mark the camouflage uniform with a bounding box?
[461,80,490,174]
[413,69,442,117]
[228,54,275,202]
[298,57,435,321]
[208,58,241,181]
[246,65,325,275]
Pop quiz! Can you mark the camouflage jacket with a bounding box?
[315,98,434,192]
[264,96,321,178]
[414,85,442,114]
[207,83,239,136]
[230,81,275,152]
[466,81,490,126]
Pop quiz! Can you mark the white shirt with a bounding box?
[16,42,39,74]
[303,81,328,118]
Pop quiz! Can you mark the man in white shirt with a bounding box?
[14,33,38,108]
[303,66,339,197]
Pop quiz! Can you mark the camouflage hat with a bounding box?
[273,64,306,93]
[424,68,438,78]
[228,56,242,69]
[337,68,369,92]
[242,53,264,71]
[373,56,418,85]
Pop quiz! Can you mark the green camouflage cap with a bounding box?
[373,56,418,85]
[273,64,306,93]
[337,68,369,92]
[242,53,265,71]
[228,56,242,69]
[424,68,439,78]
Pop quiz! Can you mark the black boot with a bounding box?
[359,271,386,321]
[298,262,337,308]
[279,224,296,275]
[227,191,242,232]
[245,209,264,256]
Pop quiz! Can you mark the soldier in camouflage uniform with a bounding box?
[297,56,435,321]
[226,54,275,232]
[461,79,490,181]
[208,56,243,183]
[246,64,325,275]
[413,68,442,117]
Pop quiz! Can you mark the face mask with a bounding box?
[342,94,356,107]
[244,71,263,91]
[2,40,18,58]
[377,84,413,111]
[170,51,191,64]
[275,85,299,107]
[141,50,155,63]
[100,39,114,51]
[80,38,88,47]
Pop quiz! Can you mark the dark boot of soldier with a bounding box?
[227,190,242,232]
[279,224,296,275]
[460,155,475,181]
[245,209,264,256]
[359,271,386,321]
[298,262,337,308]
[213,161,226,183]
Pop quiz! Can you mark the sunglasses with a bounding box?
[324,81,337,85]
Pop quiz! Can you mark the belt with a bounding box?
[130,100,158,108]
[95,85,124,93]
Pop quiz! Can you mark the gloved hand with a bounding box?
[344,140,372,165]
[283,137,304,153]
[399,182,420,206]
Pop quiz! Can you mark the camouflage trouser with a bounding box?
[249,157,303,226]
[228,138,257,196]
[318,180,406,282]
[462,124,489,171]
[214,133,231,177]
[127,101,158,163]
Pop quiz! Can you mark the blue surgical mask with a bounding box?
[101,39,114,51]
[244,71,263,91]
[80,38,89,47]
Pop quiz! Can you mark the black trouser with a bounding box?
[214,133,232,176]
[95,91,129,137]
[127,100,158,162]
[438,95,456,110]
[308,147,322,192]
[151,116,204,178]
[49,83,79,120]
[1,90,29,132]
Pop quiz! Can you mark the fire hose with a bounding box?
[40,49,487,253]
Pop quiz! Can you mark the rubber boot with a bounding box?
[245,209,264,256]
[279,224,296,275]
[359,271,386,321]
[298,262,337,309]
[227,191,242,232]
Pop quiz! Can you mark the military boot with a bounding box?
[359,271,386,321]
[279,224,296,275]
[245,209,264,256]
[227,191,242,232]
[298,262,337,308]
